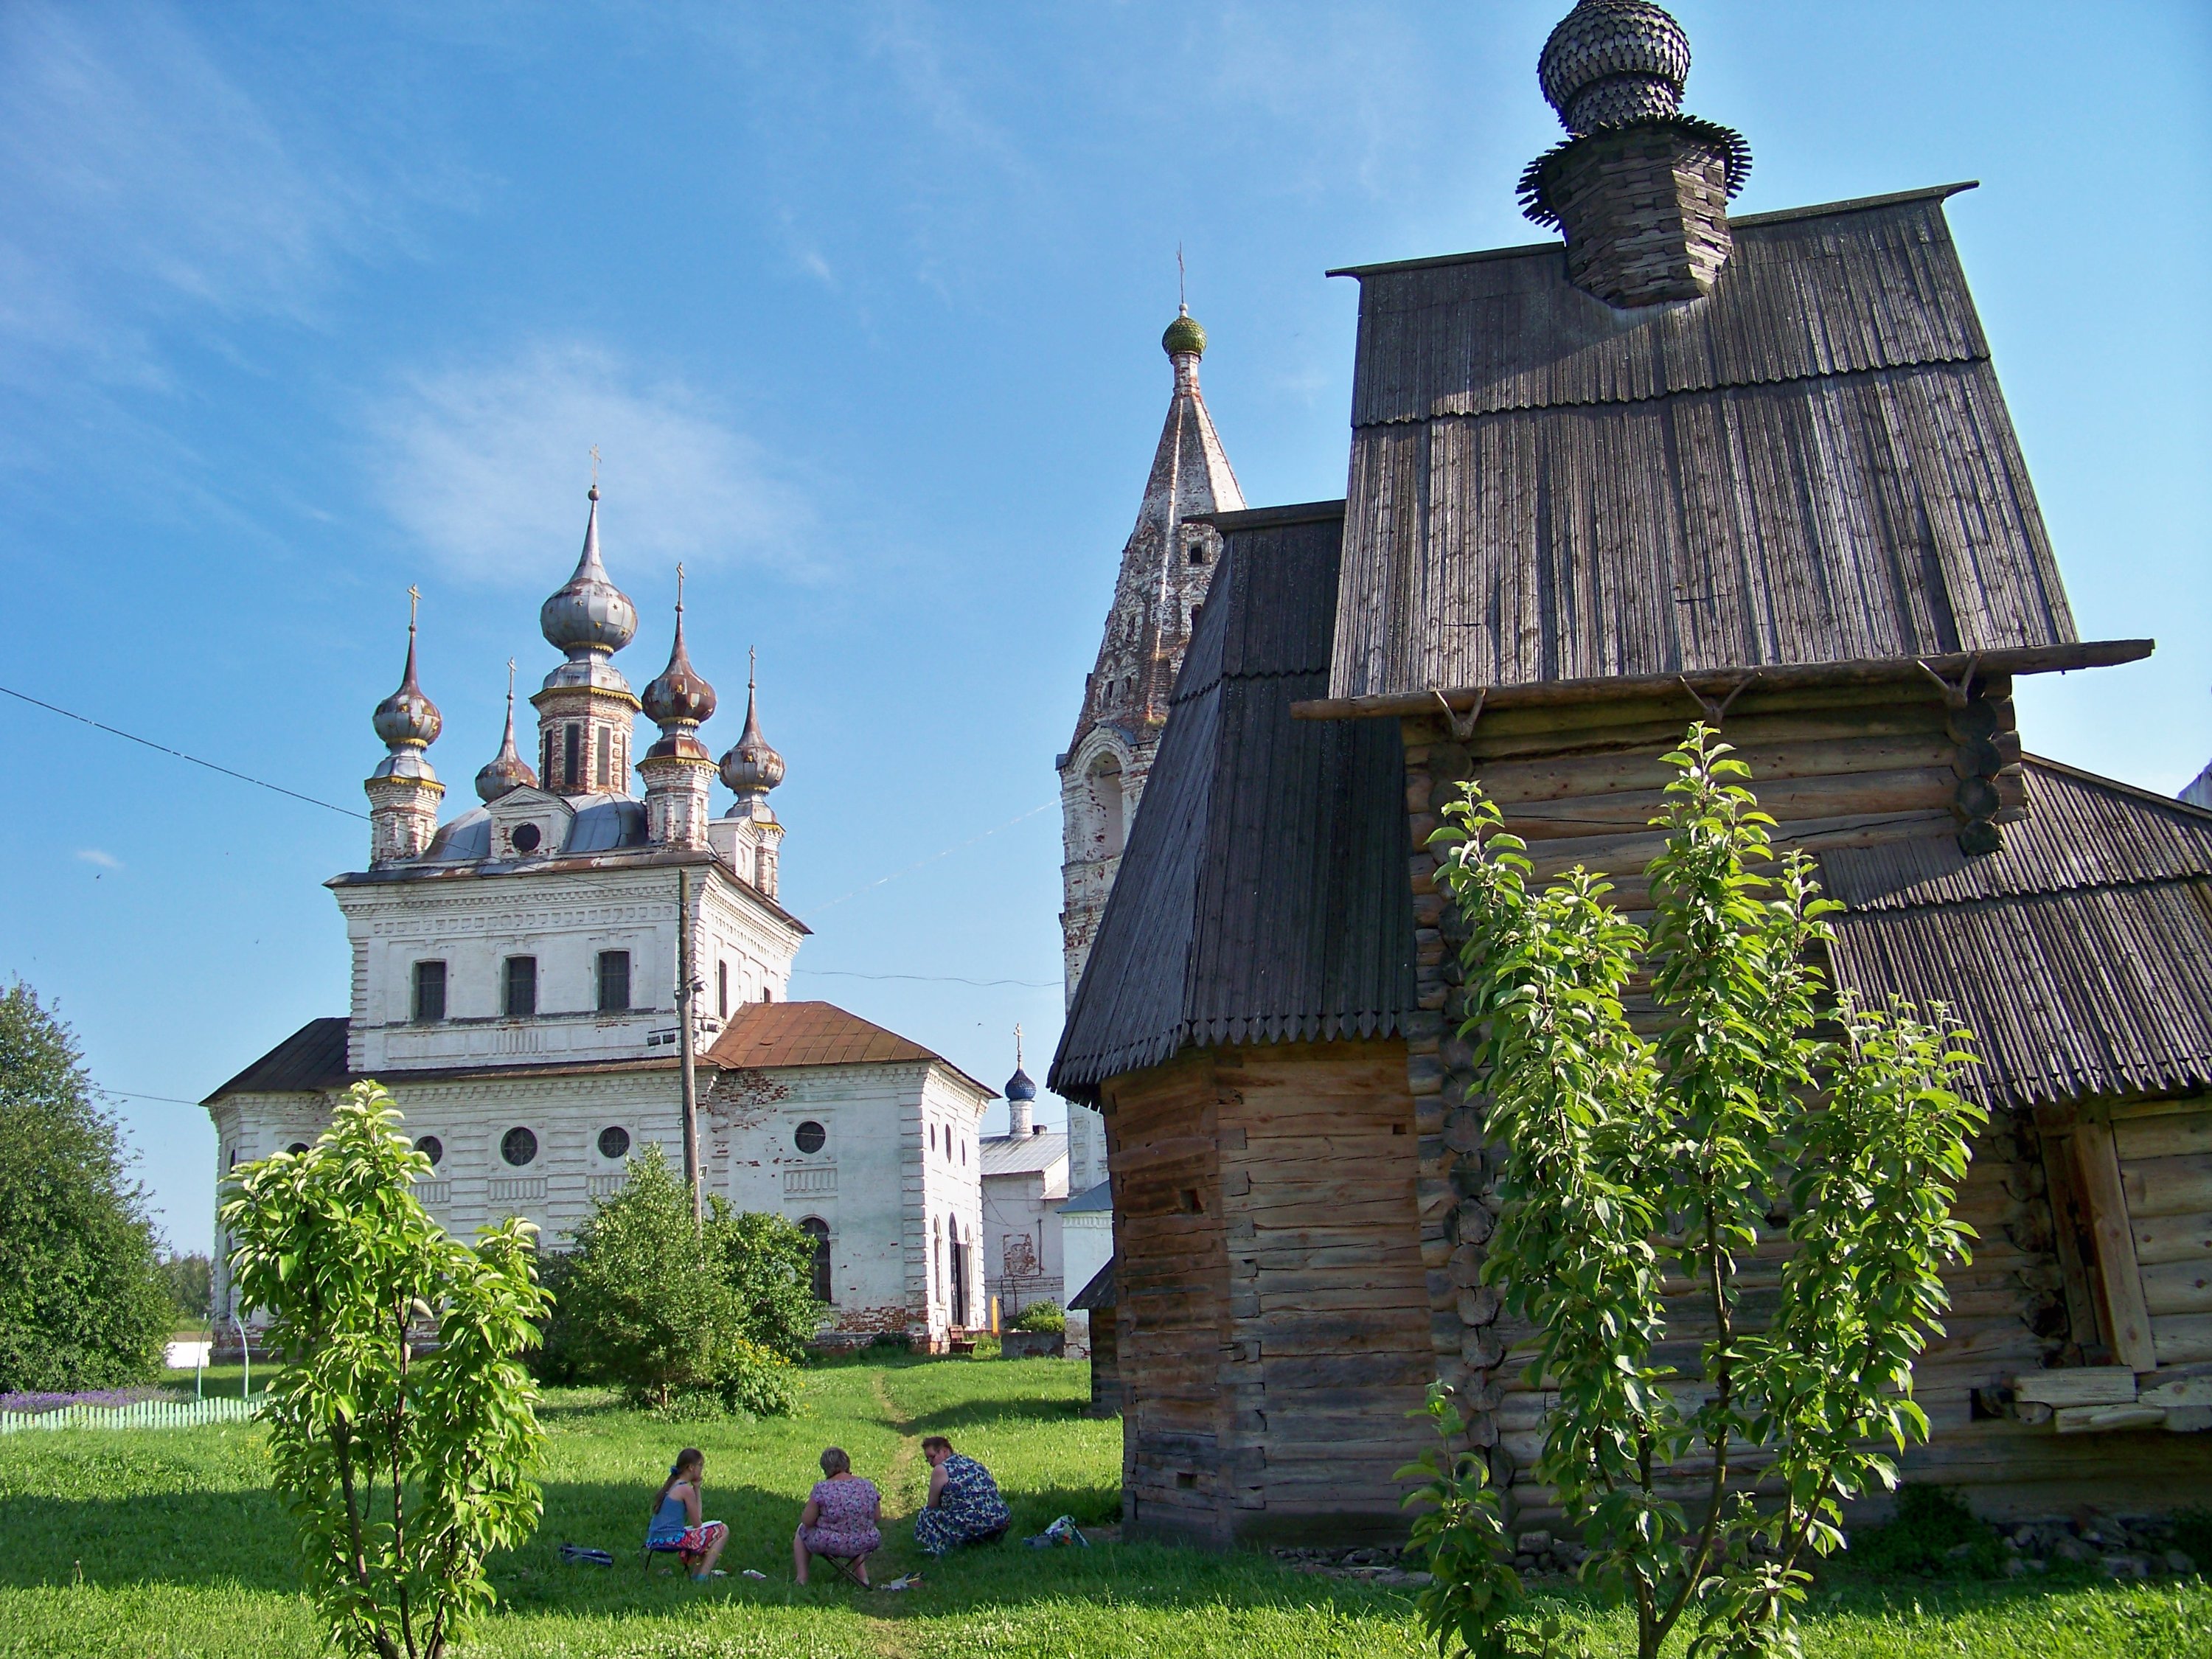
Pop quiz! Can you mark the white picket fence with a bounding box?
[0,1395,263,1434]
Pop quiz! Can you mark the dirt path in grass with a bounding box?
[845,1369,926,1658]
[869,1368,923,1520]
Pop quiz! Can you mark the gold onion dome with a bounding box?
[719,665,785,795]
[540,485,639,658]
[1161,305,1206,358]
[475,668,538,801]
[641,594,717,760]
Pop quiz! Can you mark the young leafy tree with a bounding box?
[1410,727,1983,1659]
[552,1145,801,1413]
[707,1206,825,1364]
[0,981,171,1391]
[221,1083,548,1659]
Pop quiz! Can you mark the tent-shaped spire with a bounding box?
[1068,308,1244,757]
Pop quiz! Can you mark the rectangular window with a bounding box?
[504,956,538,1018]
[595,726,611,788]
[597,949,630,1013]
[540,728,552,787]
[411,960,446,1023]
[717,961,729,1019]
[563,726,580,793]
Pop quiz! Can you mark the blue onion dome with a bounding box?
[718,671,786,794]
[474,683,538,802]
[372,625,441,750]
[539,485,639,658]
[1161,305,1206,358]
[1538,0,1690,135]
[1005,1065,1037,1103]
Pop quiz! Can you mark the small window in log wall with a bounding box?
[2021,1099,2212,1435]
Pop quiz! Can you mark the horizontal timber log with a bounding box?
[1293,640,2154,723]
[2135,1210,2212,1267]
[2122,1153,2212,1219]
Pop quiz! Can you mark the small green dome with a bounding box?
[1161,309,1206,358]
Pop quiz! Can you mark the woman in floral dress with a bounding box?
[912,1434,1011,1556]
[793,1446,883,1585]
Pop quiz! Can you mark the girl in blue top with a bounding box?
[646,1448,729,1581]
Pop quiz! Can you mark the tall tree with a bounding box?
[0,981,170,1391]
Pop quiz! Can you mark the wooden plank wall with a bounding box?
[1104,1048,1232,1543]
[1217,1040,1435,1543]
[1102,1039,1432,1544]
[1398,675,2209,1522]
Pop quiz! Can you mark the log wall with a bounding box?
[1103,1038,1431,1543]
[1399,677,2211,1520]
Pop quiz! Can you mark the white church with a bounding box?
[205,485,998,1349]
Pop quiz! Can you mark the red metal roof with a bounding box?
[705,1000,992,1095]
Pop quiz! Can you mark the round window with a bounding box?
[414,1135,443,1167]
[597,1125,631,1161]
[511,822,542,854]
[501,1126,539,1167]
[793,1120,827,1155]
[286,1141,310,1155]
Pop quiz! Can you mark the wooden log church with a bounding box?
[1051,1,2212,1545]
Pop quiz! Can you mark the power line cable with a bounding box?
[798,799,1057,918]
[794,969,1060,989]
[1,684,368,820]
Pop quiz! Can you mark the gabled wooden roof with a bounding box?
[1051,502,1417,1099]
[1329,185,2079,700]
[1822,761,2212,1109]
[705,1000,992,1096]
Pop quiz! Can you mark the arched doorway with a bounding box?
[798,1217,832,1304]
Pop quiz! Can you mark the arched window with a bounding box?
[1088,755,1124,857]
[798,1217,832,1304]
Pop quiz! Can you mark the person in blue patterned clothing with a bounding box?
[911,1434,1010,1556]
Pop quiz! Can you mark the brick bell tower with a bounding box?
[1057,302,1243,1190]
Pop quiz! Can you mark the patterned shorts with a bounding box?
[655,1520,726,1557]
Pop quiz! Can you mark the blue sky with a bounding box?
[2,1,2205,1256]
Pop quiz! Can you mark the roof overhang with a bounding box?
[1290,639,2153,723]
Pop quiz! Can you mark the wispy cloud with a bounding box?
[0,2,376,387]
[75,849,123,870]
[369,343,817,587]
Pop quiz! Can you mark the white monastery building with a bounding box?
[206,486,992,1349]
[979,1040,1069,1318]
[1052,306,1244,1333]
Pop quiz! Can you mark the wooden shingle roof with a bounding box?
[1051,502,1417,1099]
[1822,761,2212,1110]
[1328,185,2079,701]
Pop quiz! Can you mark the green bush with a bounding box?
[543,1146,809,1414]
[0,981,171,1391]
[1846,1485,2006,1579]
[157,1252,212,1327]
[1007,1300,1065,1334]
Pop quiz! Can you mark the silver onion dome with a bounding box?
[719,662,786,796]
[540,485,639,660]
[371,618,441,772]
[475,668,538,801]
[1538,0,1691,134]
[641,594,717,761]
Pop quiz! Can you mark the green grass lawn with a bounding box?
[3,1352,2206,1658]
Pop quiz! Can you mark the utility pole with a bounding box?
[676,866,703,1226]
